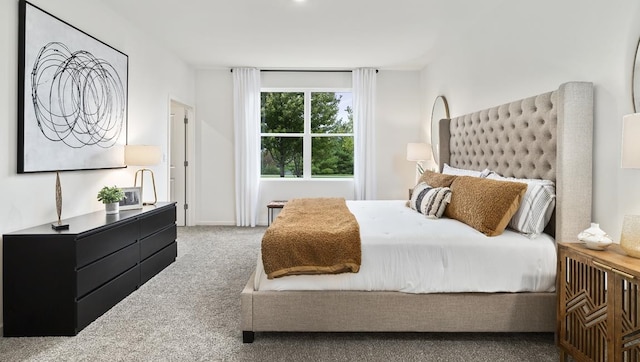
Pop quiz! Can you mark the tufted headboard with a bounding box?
[436,82,593,242]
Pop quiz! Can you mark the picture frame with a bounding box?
[119,187,143,210]
[18,0,128,173]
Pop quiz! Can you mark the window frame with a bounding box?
[260,87,354,180]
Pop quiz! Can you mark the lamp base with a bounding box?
[51,223,69,231]
[134,168,158,206]
[621,215,640,258]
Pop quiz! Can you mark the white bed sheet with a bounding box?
[255,200,557,293]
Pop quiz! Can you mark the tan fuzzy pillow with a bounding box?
[417,170,457,188]
[445,176,527,237]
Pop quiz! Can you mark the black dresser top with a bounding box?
[6,202,175,236]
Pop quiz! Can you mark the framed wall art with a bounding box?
[18,0,128,173]
[119,187,142,210]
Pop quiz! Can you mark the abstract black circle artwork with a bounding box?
[18,0,128,173]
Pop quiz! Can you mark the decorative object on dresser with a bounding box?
[96,185,125,214]
[557,242,640,361]
[3,202,177,337]
[119,186,143,210]
[51,171,69,230]
[430,95,450,162]
[125,145,162,205]
[18,0,128,173]
[577,222,612,250]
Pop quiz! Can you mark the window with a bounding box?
[260,90,353,178]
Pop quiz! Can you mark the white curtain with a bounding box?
[233,68,261,226]
[353,68,377,200]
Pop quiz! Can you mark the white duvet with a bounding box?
[255,200,557,293]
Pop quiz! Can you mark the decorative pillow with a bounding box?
[443,164,491,178]
[417,170,457,188]
[486,173,556,237]
[409,182,452,218]
[445,176,527,236]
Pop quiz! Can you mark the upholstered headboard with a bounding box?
[436,82,593,242]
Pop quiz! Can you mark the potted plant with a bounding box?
[97,186,125,214]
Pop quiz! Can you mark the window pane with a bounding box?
[261,92,304,133]
[261,136,303,178]
[311,136,354,177]
[311,92,353,134]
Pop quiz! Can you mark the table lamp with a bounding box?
[125,145,161,205]
[406,142,432,175]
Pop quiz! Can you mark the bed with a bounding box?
[241,82,593,343]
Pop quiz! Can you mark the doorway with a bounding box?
[169,100,193,226]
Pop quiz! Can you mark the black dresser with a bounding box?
[3,202,177,336]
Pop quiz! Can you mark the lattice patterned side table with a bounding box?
[557,242,640,361]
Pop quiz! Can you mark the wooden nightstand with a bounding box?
[557,242,640,361]
[266,200,287,226]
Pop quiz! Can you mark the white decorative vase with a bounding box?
[105,202,119,215]
[578,223,613,250]
[621,215,640,258]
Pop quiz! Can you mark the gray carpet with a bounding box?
[0,226,559,361]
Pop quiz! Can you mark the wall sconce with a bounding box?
[620,114,640,257]
[125,145,161,205]
[406,143,432,183]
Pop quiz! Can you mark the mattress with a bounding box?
[255,200,557,293]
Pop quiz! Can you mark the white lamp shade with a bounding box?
[622,114,640,168]
[406,143,432,161]
[124,145,161,166]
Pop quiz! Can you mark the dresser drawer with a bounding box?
[76,265,139,332]
[76,242,139,298]
[140,206,176,239]
[141,242,177,285]
[76,221,138,268]
[140,226,177,261]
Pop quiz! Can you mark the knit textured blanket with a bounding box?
[261,198,361,279]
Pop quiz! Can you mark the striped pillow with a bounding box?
[443,164,491,178]
[409,182,452,219]
[487,173,556,237]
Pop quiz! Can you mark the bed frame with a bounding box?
[241,82,593,343]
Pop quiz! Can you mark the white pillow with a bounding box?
[486,173,556,237]
[442,164,491,178]
[409,182,452,219]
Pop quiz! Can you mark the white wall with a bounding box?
[0,0,195,328]
[419,0,640,240]
[194,70,421,225]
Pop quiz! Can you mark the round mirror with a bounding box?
[633,37,640,112]
[430,95,450,163]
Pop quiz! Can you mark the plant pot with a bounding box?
[105,202,119,214]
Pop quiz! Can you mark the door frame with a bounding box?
[167,96,196,226]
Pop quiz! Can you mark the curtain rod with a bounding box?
[230,69,378,73]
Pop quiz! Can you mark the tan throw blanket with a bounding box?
[261,198,361,279]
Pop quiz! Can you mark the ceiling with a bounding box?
[98,0,508,70]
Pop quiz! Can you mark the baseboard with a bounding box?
[193,221,237,226]
[193,221,269,227]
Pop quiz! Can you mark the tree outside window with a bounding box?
[261,90,353,178]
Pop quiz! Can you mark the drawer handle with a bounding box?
[592,261,636,279]
[612,269,635,280]
[593,261,612,271]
